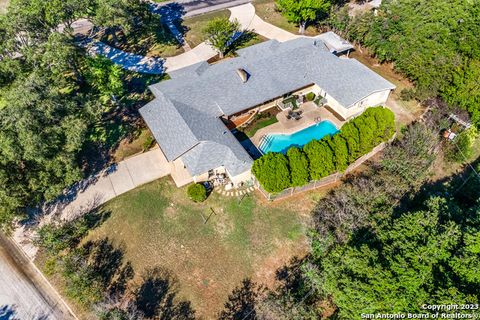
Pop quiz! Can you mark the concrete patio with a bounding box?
[250,102,345,146]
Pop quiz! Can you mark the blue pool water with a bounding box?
[259,120,339,154]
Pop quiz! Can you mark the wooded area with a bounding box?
[328,0,480,127]
[216,122,480,319]
[0,0,160,229]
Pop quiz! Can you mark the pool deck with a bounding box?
[251,102,345,147]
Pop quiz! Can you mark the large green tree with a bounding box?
[276,0,331,34]
[0,0,150,229]
[203,17,241,58]
[314,197,476,318]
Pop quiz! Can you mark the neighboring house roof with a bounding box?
[317,31,354,54]
[140,35,395,178]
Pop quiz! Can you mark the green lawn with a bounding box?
[84,178,308,318]
[243,114,279,137]
[181,10,231,48]
[253,0,319,36]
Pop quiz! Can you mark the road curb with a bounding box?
[7,235,79,320]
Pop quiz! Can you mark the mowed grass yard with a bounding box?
[181,10,231,48]
[85,177,311,318]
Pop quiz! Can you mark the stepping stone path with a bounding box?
[216,186,255,197]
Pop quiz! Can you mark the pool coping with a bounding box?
[258,120,339,153]
[250,104,346,149]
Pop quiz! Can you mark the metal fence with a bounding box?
[255,138,393,201]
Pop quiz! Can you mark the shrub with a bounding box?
[142,134,156,151]
[364,106,395,143]
[304,139,335,180]
[338,121,360,162]
[306,92,316,101]
[251,107,396,192]
[399,88,417,101]
[287,147,310,186]
[329,134,349,171]
[446,127,478,163]
[252,152,291,193]
[187,183,207,202]
[354,114,378,154]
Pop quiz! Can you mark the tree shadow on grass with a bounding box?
[227,31,262,56]
[83,238,127,288]
[134,267,195,320]
[218,278,260,320]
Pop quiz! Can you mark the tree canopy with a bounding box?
[203,17,241,58]
[276,0,331,34]
[247,123,480,318]
[0,0,154,230]
[330,0,480,126]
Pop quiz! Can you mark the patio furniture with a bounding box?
[314,97,328,106]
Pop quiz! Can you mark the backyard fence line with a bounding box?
[254,135,396,201]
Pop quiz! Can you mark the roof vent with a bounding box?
[236,68,249,83]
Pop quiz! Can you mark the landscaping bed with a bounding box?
[113,128,156,162]
[239,108,280,137]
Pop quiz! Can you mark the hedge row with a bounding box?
[252,107,395,193]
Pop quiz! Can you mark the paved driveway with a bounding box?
[57,147,171,221]
[164,3,256,71]
[13,148,171,259]
[81,39,165,74]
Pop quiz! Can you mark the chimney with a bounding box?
[236,68,249,83]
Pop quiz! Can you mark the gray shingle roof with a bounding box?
[140,36,395,178]
[138,95,198,161]
[317,31,354,54]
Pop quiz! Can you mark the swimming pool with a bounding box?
[259,120,339,154]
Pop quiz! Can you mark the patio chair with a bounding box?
[286,114,292,120]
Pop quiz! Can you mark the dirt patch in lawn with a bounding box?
[84,178,310,318]
[113,128,156,162]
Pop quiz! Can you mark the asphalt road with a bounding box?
[0,234,75,320]
[154,0,252,17]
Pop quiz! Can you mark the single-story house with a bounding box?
[139,34,395,188]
